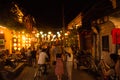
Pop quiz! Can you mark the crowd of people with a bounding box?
[35,43,74,80]
[1,42,120,80]
[17,43,120,80]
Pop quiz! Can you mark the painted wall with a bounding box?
[99,21,115,65]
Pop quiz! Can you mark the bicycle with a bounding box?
[34,64,46,80]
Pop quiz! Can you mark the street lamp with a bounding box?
[65,33,68,36]
[57,31,60,35]
[40,31,43,35]
[48,31,52,35]
[44,34,47,36]
[41,35,44,38]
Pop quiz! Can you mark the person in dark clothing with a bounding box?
[20,47,26,59]
[46,46,51,62]
[31,47,37,67]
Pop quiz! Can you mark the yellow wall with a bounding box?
[0,27,12,54]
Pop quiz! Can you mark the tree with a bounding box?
[66,26,79,47]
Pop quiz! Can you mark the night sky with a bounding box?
[15,0,83,28]
[0,0,102,28]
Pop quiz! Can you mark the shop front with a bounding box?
[0,26,13,54]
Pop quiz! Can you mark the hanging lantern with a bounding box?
[111,28,120,44]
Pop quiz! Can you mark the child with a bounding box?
[55,53,64,80]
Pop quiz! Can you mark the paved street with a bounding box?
[14,66,36,80]
[15,65,83,80]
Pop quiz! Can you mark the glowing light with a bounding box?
[13,43,17,46]
[18,35,20,38]
[53,35,56,38]
[0,31,4,34]
[48,31,52,35]
[18,17,23,23]
[51,39,53,41]
[18,48,21,50]
[32,31,35,34]
[26,44,28,46]
[26,34,28,37]
[36,33,39,37]
[29,44,31,46]
[57,32,60,34]
[58,34,61,37]
[13,35,16,37]
[22,44,25,47]
[29,38,31,41]
[48,35,50,37]
[22,31,25,34]
[23,41,25,43]
[14,47,17,50]
[65,33,68,36]
[18,43,20,46]
[0,26,7,29]
[25,38,28,40]
[22,36,26,41]
[14,39,17,42]
[40,31,43,35]
[41,35,44,38]
[44,34,47,36]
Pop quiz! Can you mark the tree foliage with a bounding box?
[66,27,78,46]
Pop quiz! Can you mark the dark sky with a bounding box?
[0,0,102,28]
[0,0,115,29]
[0,0,98,27]
[15,0,84,28]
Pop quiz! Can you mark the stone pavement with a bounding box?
[14,66,36,80]
[14,65,98,80]
[15,66,67,80]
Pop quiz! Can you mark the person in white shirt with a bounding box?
[38,48,48,65]
[37,48,48,80]
[64,46,73,80]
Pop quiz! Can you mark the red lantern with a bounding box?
[111,28,120,44]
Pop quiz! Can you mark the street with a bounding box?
[14,65,91,80]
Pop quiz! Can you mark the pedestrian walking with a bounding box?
[52,43,62,66]
[37,48,49,80]
[64,46,73,80]
[26,47,31,65]
[49,44,55,67]
[55,53,64,80]
[31,47,37,67]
